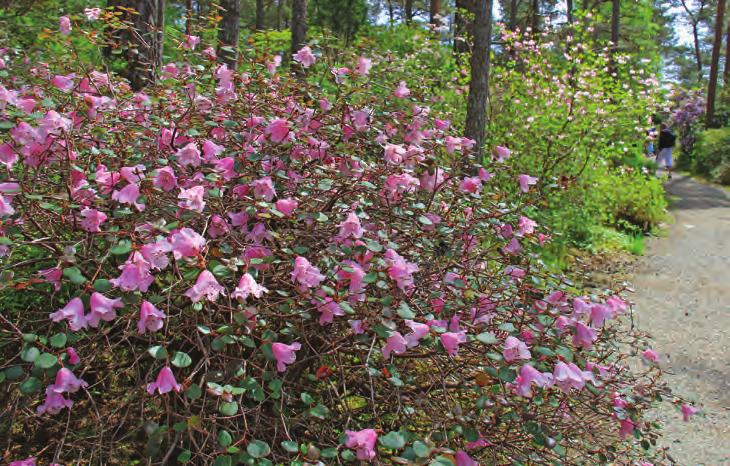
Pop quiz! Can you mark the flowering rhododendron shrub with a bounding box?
[0,26,668,466]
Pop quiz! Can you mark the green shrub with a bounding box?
[690,127,730,184]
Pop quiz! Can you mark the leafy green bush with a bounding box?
[690,127,730,185]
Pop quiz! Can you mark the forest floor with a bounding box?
[630,174,730,465]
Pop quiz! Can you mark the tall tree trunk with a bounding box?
[566,0,573,24]
[430,0,442,27]
[609,0,619,71]
[707,0,726,127]
[405,0,414,23]
[276,0,283,30]
[217,0,241,67]
[530,0,539,32]
[106,0,165,91]
[722,24,730,86]
[387,0,395,24]
[692,24,703,82]
[508,0,517,30]
[256,0,266,30]
[290,0,308,69]
[453,0,470,59]
[465,0,493,164]
[185,0,193,35]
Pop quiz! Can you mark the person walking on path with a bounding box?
[657,123,677,179]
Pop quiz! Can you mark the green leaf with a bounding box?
[93,279,113,293]
[148,346,167,359]
[476,332,498,344]
[498,366,517,383]
[397,302,416,319]
[281,440,299,453]
[62,267,87,285]
[218,430,233,447]
[309,403,330,419]
[4,366,24,380]
[49,333,67,348]
[321,448,338,458]
[171,352,192,368]
[247,440,271,458]
[110,240,132,255]
[34,353,58,369]
[365,239,383,252]
[22,333,37,343]
[211,455,232,466]
[379,431,406,450]
[418,215,433,225]
[218,401,238,416]
[535,346,556,357]
[430,455,455,466]
[185,384,202,400]
[19,376,42,394]
[413,441,432,458]
[177,450,192,463]
[20,346,40,363]
[173,422,187,432]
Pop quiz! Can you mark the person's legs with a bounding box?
[665,148,673,179]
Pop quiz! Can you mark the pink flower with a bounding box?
[553,361,587,392]
[59,16,72,36]
[146,366,182,395]
[95,164,120,194]
[440,331,467,356]
[52,367,88,393]
[251,176,277,201]
[9,458,36,466]
[50,73,75,92]
[384,143,406,164]
[419,167,446,192]
[345,428,378,460]
[153,166,178,191]
[79,208,107,233]
[503,336,531,362]
[184,35,200,50]
[572,321,597,349]
[36,386,73,415]
[641,348,659,364]
[513,364,552,397]
[384,249,419,291]
[493,145,511,161]
[404,320,430,348]
[275,198,298,217]
[66,347,80,364]
[202,139,225,161]
[272,341,301,371]
[517,216,537,236]
[232,273,268,301]
[84,8,101,20]
[455,451,478,466]
[394,81,410,98]
[293,46,316,67]
[518,174,538,193]
[681,403,699,421]
[37,267,62,291]
[176,142,202,167]
[265,118,291,143]
[185,270,225,302]
[138,300,166,334]
[382,331,407,358]
[354,57,373,76]
[170,228,206,259]
[0,193,14,216]
[619,418,635,438]
[291,256,325,290]
[207,215,231,239]
[459,176,482,194]
[502,238,522,255]
[178,185,206,212]
[337,212,364,240]
[50,297,87,331]
[267,55,282,73]
[111,252,154,292]
[112,183,145,211]
[86,292,123,328]
[312,295,344,325]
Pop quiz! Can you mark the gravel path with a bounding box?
[631,175,730,465]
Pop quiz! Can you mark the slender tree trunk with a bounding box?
[530,0,539,32]
[707,0,726,127]
[692,24,703,82]
[290,0,307,69]
[405,0,414,23]
[106,0,165,91]
[722,24,730,86]
[256,0,266,30]
[387,0,395,24]
[185,0,193,35]
[465,0,493,164]
[430,0,442,27]
[566,0,573,24]
[453,0,470,58]
[508,0,517,30]
[276,0,282,30]
[609,0,619,71]
[217,0,241,67]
